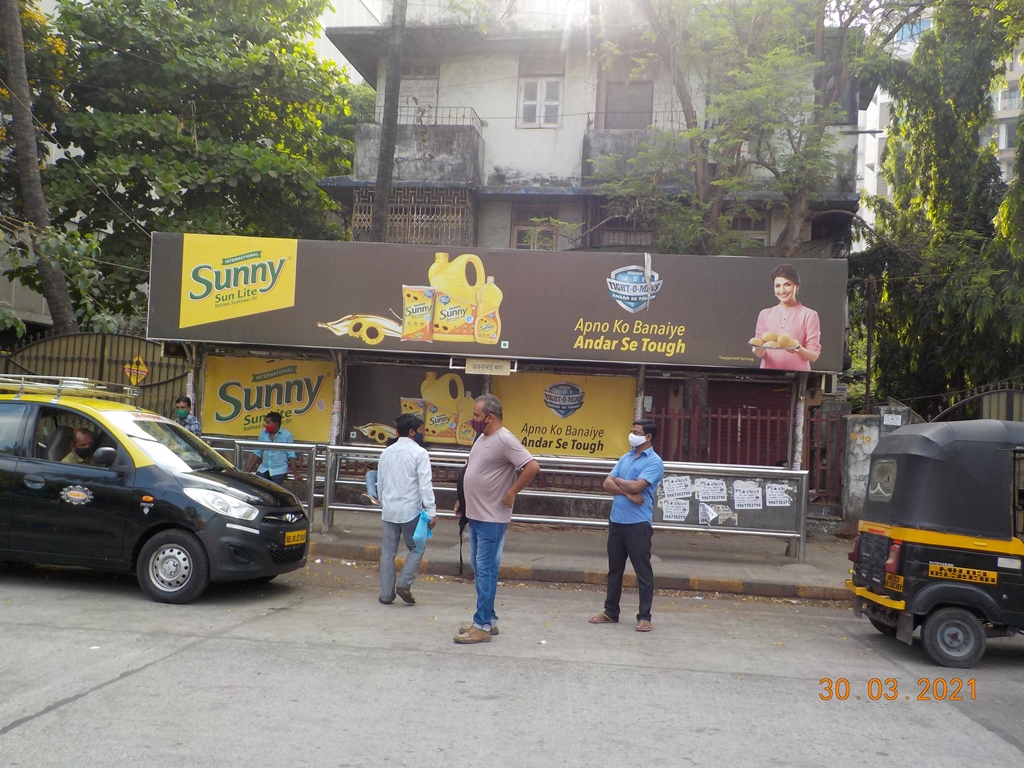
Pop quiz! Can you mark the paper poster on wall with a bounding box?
[732,480,764,510]
[696,478,728,503]
[661,498,690,521]
[661,475,693,499]
[765,483,794,507]
[492,372,636,459]
[202,356,334,441]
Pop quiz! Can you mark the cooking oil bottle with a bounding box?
[474,276,503,344]
[455,391,477,446]
[420,371,464,443]
[428,252,485,342]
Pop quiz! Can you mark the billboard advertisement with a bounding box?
[492,372,637,459]
[202,356,334,441]
[343,365,487,447]
[151,233,847,372]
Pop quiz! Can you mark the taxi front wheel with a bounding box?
[137,530,210,604]
[922,607,985,669]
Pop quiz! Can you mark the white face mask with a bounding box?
[628,433,647,448]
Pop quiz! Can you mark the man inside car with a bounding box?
[62,428,96,465]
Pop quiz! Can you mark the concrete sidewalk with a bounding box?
[311,508,854,600]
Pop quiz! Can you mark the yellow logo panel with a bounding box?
[180,234,297,328]
[928,564,997,585]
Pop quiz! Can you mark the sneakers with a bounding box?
[459,624,499,636]
[453,626,492,644]
[395,586,415,604]
[359,492,378,505]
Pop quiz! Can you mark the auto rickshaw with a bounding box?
[847,420,1024,668]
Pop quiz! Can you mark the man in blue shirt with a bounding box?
[245,411,300,485]
[589,418,664,632]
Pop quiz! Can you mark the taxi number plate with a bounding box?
[884,572,904,592]
[284,530,307,546]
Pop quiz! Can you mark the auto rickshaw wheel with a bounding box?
[869,618,897,636]
[922,607,985,668]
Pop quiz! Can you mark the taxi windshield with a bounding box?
[102,412,232,472]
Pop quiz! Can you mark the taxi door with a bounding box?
[8,410,137,563]
[0,401,32,551]
[8,456,138,562]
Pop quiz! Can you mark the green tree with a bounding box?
[853,0,1024,417]
[596,0,923,256]
[1,0,79,334]
[37,0,354,318]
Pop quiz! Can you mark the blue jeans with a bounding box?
[365,470,378,499]
[469,519,507,631]
[467,521,505,627]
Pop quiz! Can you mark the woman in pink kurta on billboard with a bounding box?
[750,264,821,371]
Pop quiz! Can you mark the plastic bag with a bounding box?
[412,510,433,553]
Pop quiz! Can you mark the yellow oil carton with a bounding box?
[400,397,426,420]
[455,391,477,446]
[474,276,503,344]
[401,286,435,341]
[420,371,463,443]
[428,252,485,342]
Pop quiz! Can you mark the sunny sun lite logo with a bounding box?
[179,234,298,329]
[606,265,663,314]
[543,381,585,418]
[189,251,287,301]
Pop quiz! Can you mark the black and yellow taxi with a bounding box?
[0,376,308,603]
[847,420,1024,667]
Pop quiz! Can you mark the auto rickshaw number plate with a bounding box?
[884,572,904,592]
[285,530,307,546]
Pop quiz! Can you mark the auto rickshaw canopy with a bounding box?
[861,420,1024,540]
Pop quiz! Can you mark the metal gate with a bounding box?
[1,332,192,416]
[648,406,842,505]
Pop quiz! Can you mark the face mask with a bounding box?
[628,433,647,448]
[175,408,189,419]
[265,422,279,434]
[74,445,94,458]
[470,417,488,435]
[412,433,425,446]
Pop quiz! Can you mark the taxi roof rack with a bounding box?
[0,374,140,401]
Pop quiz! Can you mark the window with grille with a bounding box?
[732,213,770,245]
[401,59,440,79]
[512,205,559,250]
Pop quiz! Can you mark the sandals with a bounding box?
[635,620,653,632]
[588,612,618,624]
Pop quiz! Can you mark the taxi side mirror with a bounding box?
[92,446,118,468]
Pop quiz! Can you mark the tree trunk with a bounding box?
[369,0,409,242]
[777,185,812,258]
[0,0,79,333]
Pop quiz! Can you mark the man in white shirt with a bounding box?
[377,413,436,605]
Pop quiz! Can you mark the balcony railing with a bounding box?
[372,105,484,134]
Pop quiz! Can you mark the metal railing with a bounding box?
[321,444,809,561]
[198,437,809,561]
[372,105,484,133]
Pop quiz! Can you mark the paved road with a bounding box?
[2,559,1023,767]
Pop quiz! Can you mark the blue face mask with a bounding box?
[413,433,425,446]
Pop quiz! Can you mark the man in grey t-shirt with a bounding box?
[453,394,539,644]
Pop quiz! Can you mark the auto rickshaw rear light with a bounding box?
[884,542,902,573]
[848,534,860,562]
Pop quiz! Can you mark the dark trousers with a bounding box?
[603,521,654,622]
